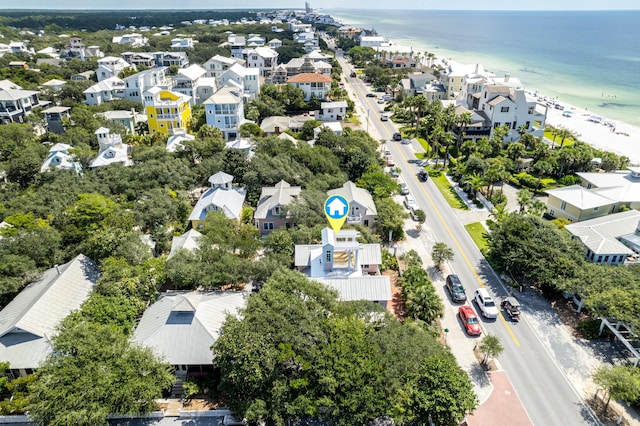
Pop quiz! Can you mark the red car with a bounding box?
[458,305,482,336]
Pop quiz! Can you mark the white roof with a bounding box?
[295,243,382,268]
[175,64,206,81]
[89,143,131,168]
[133,291,246,365]
[255,180,302,220]
[0,255,98,369]
[42,79,66,87]
[168,229,202,259]
[189,185,246,221]
[166,130,195,152]
[566,210,640,256]
[83,76,124,94]
[577,171,640,203]
[203,83,243,105]
[327,181,377,215]
[321,101,347,110]
[545,185,615,210]
[314,276,391,302]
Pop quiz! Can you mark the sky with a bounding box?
[2,0,639,10]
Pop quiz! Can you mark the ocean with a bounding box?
[325,9,640,127]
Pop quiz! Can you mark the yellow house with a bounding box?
[144,87,191,135]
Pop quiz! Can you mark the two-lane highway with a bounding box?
[336,50,599,425]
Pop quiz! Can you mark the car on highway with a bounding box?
[446,274,467,302]
[474,288,499,319]
[403,195,417,211]
[350,71,356,77]
[384,150,392,158]
[392,132,402,141]
[458,305,482,336]
[399,183,410,195]
[401,138,412,145]
[366,93,376,98]
[380,113,389,121]
[418,170,429,182]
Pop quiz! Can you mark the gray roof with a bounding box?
[566,209,640,256]
[133,291,246,365]
[314,276,391,302]
[327,181,377,215]
[168,229,202,259]
[208,171,233,186]
[255,180,302,220]
[0,255,98,369]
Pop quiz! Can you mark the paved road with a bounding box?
[335,50,600,425]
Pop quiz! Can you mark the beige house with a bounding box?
[546,167,640,222]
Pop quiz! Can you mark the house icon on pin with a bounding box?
[327,197,348,218]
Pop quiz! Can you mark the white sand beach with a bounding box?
[542,100,640,165]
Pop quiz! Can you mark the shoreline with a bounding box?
[333,23,640,164]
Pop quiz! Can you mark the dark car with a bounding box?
[392,132,402,141]
[458,305,482,336]
[418,170,428,182]
[366,93,376,98]
[446,274,467,302]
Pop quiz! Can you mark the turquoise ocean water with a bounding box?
[326,9,640,127]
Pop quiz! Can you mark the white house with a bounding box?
[83,76,125,106]
[96,56,131,82]
[316,101,347,122]
[294,228,391,307]
[98,110,147,134]
[287,73,332,101]
[40,143,81,173]
[203,54,246,79]
[41,79,66,92]
[244,46,278,77]
[171,38,194,50]
[217,63,260,101]
[268,38,282,49]
[189,172,247,227]
[89,127,132,168]
[112,33,148,47]
[122,67,170,103]
[172,64,216,105]
[0,80,42,124]
[359,35,386,47]
[168,229,202,259]
[203,81,246,141]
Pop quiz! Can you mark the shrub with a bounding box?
[381,249,398,271]
[577,319,601,340]
[488,191,507,207]
[559,175,579,186]
[183,379,201,399]
[516,173,540,190]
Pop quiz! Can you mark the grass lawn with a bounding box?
[544,130,575,147]
[465,222,489,252]
[430,172,469,210]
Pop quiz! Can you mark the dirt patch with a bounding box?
[182,396,225,411]
[547,294,593,337]
[587,394,631,426]
[382,269,404,319]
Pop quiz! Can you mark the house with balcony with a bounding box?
[203,81,245,141]
[204,54,246,79]
[294,228,391,307]
[268,38,282,49]
[565,210,640,265]
[447,103,491,143]
[144,87,192,135]
[96,56,131,82]
[254,180,302,235]
[172,64,216,106]
[40,143,81,173]
[546,168,640,222]
[228,34,246,59]
[279,57,331,82]
[112,33,148,47]
[0,80,42,124]
[217,63,260,101]
[189,172,246,228]
[83,76,125,106]
[287,73,332,101]
[247,35,265,47]
[467,84,546,142]
[153,51,189,68]
[0,254,98,379]
[121,51,155,68]
[60,37,103,61]
[42,106,71,134]
[123,67,170,103]
[243,46,278,77]
[316,101,347,122]
[89,127,132,168]
[305,50,333,65]
[327,181,377,229]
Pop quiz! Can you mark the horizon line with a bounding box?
[1,7,639,11]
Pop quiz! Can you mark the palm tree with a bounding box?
[555,128,575,148]
[454,112,473,150]
[489,204,509,223]
[484,163,508,198]
[431,242,454,270]
[429,124,445,164]
[464,173,486,199]
[516,188,533,213]
[405,285,443,323]
[533,160,553,189]
[441,131,456,168]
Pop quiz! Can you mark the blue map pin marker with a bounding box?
[324,195,349,232]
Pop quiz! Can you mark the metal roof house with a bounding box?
[0,254,98,378]
[294,228,391,307]
[189,172,246,228]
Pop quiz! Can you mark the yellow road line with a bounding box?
[389,132,521,348]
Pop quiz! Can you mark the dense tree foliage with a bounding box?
[213,269,476,425]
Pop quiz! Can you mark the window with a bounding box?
[560,201,567,210]
[325,251,332,262]
[274,206,281,215]
[501,106,509,112]
[597,256,602,262]
[263,222,274,230]
[604,256,609,262]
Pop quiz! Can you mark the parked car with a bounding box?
[380,113,389,121]
[366,93,376,98]
[392,132,402,141]
[377,99,386,104]
[458,305,482,336]
[399,183,410,195]
[401,138,412,145]
[389,167,400,178]
[408,158,419,164]
[384,150,392,158]
[446,274,467,302]
[386,157,395,166]
[418,170,429,182]
[474,288,499,319]
[403,195,417,211]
